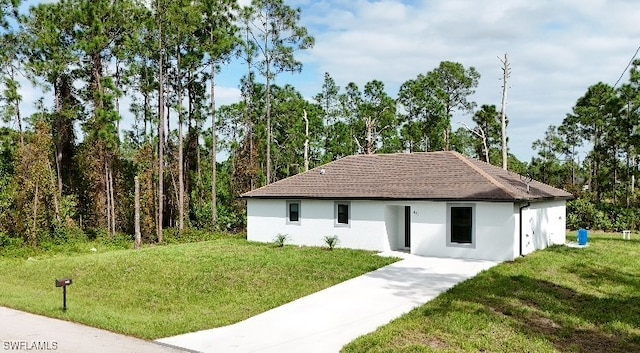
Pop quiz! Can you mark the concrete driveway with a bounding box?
[158,253,499,353]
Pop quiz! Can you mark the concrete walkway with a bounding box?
[158,253,499,353]
[0,307,191,353]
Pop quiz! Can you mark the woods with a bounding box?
[0,0,639,248]
[530,62,640,231]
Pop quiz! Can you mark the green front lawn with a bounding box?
[343,232,640,352]
[0,236,397,339]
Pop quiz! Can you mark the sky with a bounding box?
[219,0,640,162]
[11,0,640,162]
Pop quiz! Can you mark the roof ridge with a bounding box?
[349,151,449,158]
[452,152,521,199]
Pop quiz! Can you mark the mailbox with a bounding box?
[55,279,73,287]
[55,278,73,311]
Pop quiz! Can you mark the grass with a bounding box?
[343,231,640,353]
[0,235,397,339]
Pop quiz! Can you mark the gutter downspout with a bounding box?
[519,201,531,257]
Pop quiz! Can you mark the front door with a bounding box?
[404,206,411,248]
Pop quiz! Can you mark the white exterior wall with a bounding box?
[408,201,517,261]
[384,206,401,250]
[247,199,390,251]
[520,200,567,255]
[246,198,566,261]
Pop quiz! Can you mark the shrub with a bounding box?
[190,202,245,232]
[0,231,23,249]
[163,228,226,244]
[567,198,612,230]
[100,232,135,249]
[0,232,34,258]
[51,223,87,245]
[273,233,289,247]
[323,235,339,250]
[611,207,640,231]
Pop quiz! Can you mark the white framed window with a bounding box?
[286,200,301,225]
[447,203,475,248]
[334,201,350,227]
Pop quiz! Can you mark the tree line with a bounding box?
[0,0,637,248]
[529,60,640,231]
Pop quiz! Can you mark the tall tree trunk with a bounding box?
[169,162,179,222]
[167,105,171,140]
[266,69,271,184]
[91,48,112,231]
[571,145,576,185]
[626,101,632,208]
[10,66,23,148]
[243,24,256,191]
[366,117,374,154]
[47,159,60,223]
[177,46,184,232]
[594,130,601,203]
[444,120,450,151]
[143,92,149,141]
[196,118,202,208]
[115,59,121,135]
[187,68,203,209]
[265,26,272,184]
[55,147,62,194]
[134,176,141,249]
[614,156,618,205]
[157,8,164,243]
[143,61,150,141]
[499,53,510,170]
[211,61,217,226]
[109,165,116,234]
[32,184,39,245]
[54,80,63,193]
[92,53,103,111]
[303,109,309,172]
[249,124,254,190]
[105,160,112,236]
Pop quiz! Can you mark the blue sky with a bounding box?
[12,0,640,162]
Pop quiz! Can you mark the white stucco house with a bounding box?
[241,151,573,261]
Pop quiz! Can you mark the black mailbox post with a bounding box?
[55,278,72,311]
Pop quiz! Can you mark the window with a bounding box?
[447,204,475,247]
[286,200,301,224]
[335,201,350,226]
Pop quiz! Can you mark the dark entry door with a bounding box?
[404,206,411,248]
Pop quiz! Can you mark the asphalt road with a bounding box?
[0,307,192,353]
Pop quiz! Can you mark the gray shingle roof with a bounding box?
[241,151,573,201]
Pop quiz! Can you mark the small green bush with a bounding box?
[51,223,87,245]
[612,207,640,231]
[0,231,21,248]
[163,228,230,244]
[0,232,35,258]
[273,233,289,247]
[190,201,246,232]
[323,235,339,250]
[100,232,135,248]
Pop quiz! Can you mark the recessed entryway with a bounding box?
[384,205,411,251]
[404,206,411,249]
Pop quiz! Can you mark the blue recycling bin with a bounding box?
[578,228,588,245]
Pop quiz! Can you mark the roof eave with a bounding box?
[240,195,573,202]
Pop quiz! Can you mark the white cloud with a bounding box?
[215,86,242,107]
